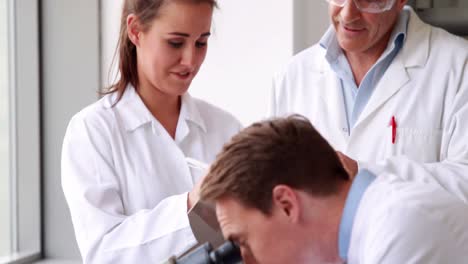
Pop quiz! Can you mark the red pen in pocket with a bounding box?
[389,116,397,144]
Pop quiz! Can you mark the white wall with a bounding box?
[189,0,294,125]
[293,0,330,54]
[42,0,100,259]
[101,0,122,89]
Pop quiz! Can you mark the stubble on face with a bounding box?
[330,3,401,58]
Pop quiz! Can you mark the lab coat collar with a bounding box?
[103,86,153,132]
[104,85,207,134]
[319,26,341,66]
[338,169,376,261]
[180,92,207,133]
[400,6,430,68]
[353,7,428,127]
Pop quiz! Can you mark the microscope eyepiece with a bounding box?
[209,241,242,264]
[165,240,242,264]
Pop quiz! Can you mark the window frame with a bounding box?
[0,0,42,263]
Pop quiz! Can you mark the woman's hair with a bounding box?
[104,0,218,104]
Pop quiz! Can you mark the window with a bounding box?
[0,0,11,257]
[0,0,41,262]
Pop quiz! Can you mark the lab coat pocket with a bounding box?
[386,127,442,162]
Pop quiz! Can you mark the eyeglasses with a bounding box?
[325,0,396,14]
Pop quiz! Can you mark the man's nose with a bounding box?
[340,0,361,23]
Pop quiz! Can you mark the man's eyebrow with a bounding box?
[168,32,211,37]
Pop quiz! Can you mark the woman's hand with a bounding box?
[188,177,204,211]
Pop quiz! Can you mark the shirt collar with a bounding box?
[104,85,206,133]
[319,9,409,66]
[338,169,376,261]
[383,8,409,58]
[319,26,341,65]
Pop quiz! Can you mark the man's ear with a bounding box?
[127,14,141,47]
[272,185,300,223]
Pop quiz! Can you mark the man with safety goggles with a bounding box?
[326,0,397,13]
[270,0,468,207]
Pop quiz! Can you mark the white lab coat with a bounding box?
[270,7,468,202]
[349,172,468,263]
[61,86,241,263]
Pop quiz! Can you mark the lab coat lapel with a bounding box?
[354,58,409,127]
[353,7,429,130]
[175,93,207,145]
[174,103,190,145]
[318,65,349,148]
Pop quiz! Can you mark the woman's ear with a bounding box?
[127,14,141,47]
[272,185,300,223]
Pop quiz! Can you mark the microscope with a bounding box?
[170,159,242,263]
[163,240,242,264]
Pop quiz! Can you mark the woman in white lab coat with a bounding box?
[61,0,241,263]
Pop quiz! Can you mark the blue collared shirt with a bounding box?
[338,169,377,261]
[319,10,409,132]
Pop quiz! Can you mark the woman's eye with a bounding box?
[196,41,207,48]
[168,41,183,48]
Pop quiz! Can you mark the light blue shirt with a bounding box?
[338,169,376,261]
[319,10,409,132]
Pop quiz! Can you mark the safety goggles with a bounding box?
[325,0,396,14]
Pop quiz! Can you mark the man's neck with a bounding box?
[136,78,181,139]
[344,31,393,86]
[305,181,353,263]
